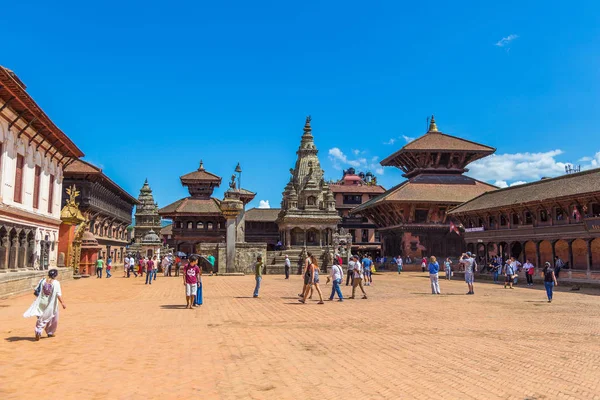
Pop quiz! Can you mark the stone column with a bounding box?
[9,236,19,271]
[19,236,28,269]
[285,229,291,249]
[220,189,243,274]
[0,235,8,272]
[586,239,592,279]
[567,240,574,278]
[319,229,323,247]
[303,230,307,247]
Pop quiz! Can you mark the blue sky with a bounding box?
[2,0,600,209]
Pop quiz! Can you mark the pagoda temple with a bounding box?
[277,116,340,248]
[129,180,163,257]
[351,116,497,258]
[158,161,255,257]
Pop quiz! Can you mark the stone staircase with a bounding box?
[266,247,330,275]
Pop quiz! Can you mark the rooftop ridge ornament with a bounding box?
[303,115,312,135]
[428,114,438,133]
[199,160,205,171]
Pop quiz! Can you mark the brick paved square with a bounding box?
[1,272,599,399]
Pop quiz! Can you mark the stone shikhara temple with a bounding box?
[353,116,496,259]
[277,116,340,248]
[129,180,165,258]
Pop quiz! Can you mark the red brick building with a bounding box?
[330,169,386,254]
[448,168,600,279]
[352,116,496,258]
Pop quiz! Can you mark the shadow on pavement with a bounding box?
[160,305,188,309]
[5,336,36,342]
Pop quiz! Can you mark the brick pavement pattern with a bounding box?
[1,272,599,400]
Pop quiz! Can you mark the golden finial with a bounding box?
[428,115,438,132]
[199,160,205,171]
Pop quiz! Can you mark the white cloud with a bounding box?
[258,200,270,209]
[328,147,385,176]
[495,34,519,47]
[510,181,527,187]
[383,138,396,145]
[328,147,362,168]
[402,135,415,143]
[579,156,592,162]
[494,180,508,188]
[469,149,566,182]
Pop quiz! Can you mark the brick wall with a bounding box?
[0,268,73,299]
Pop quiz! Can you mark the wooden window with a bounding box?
[197,221,204,229]
[47,174,55,213]
[524,211,533,224]
[511,213,519,225]
[556,207,565,221]
[207,222,214,230]
[14,155,24,203]
[33,166,41,209]
[187,221,193,229]
[500,214,507,226]
[540,210,548,222]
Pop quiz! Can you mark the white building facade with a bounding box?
[0,66,83,272]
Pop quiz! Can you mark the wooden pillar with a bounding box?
[535,241,541,271]
[551,240,557,267]
[567,239,574,278]
[319,229,323,247]
[586,239,593,279]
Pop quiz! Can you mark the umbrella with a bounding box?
[175,251,187,257]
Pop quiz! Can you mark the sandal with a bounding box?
[317,301,324,304]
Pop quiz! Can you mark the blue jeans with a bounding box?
[254,276,262,297]
[493,271,499,283]
[96,268,102,278]
[195,284,203,305]
[330,278,343,300]
[153,270,157,280]
[106,268,112,278]
[544,281,554,300]
[145,271,152,285]
[397,264,402,274]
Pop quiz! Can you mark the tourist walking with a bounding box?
[362,255,373,286]
[543,262,558,302]
[510,257,522,285]
[123,255,129,277]
[145,257,154,285]
[492,261,500,284]
[195,262,203,306]
[299,255,324,304]
[207,253,215,276]
[395,255,403,274]
[152,255,158,281]
[444,257,452,280]
[421,257,427,272]
[161,255,169,277]
[284,255,291,279]
[138,257,145,277]
[327,258,344,301]
[95,256,104,278]
[24,269,67,341]
[175,256,181,277]
[350,255,368,300]
[504,261,515,289]
[106,257,112,278]
[346,255,356,286]
[253,255,263,298]
[524,259,535,286]
[459,252,476,295]
[428,256,441,294]
[554,256,564,279]
[183,255,201,309]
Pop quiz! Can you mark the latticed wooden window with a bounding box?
[14,155,24,203]
[48,174,55,213]
[33,166,41,209]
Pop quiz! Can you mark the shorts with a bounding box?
[304,275,310,285]
[186,283,198,296]
[464,272,474,284]
[505,275,513,283]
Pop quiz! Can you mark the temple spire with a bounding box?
[303,115,312,136]
[428,115,438,133]
[199,160,205,171]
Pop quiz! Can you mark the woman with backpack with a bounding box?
[24,269,67,341]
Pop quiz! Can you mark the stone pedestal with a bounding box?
[220,189,244,274]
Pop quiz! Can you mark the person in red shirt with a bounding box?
[145,257,154,285]
[183,255,201,309]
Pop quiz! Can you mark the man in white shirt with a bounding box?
[284,255,291,279]
[459,252,477,295]
[346,255,356,286]
[510,257,521,285]
[123,255,129,277]
[350,255,368,299]
[395,255,403,275]
[523,259,535,286]
[327,259,344,301]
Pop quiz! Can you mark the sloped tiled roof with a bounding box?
[180,169,221,182]
[352,175,497,213]
[245,208,281,222]
[449,168,600,214]
[158,197,222,216]
[64,159,138,204]
[402,132,495,152]
[330,184,386,194]
[160,224,172,235]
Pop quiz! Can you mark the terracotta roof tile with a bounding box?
[330,184,386,194]
[449,168,600,214]
[402,132,495,152]
[352,175,496,213]
[160,224,173,235]
[158,198,222,216]
[245,208,281,222]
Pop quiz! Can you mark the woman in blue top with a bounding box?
[428,256,441,294]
